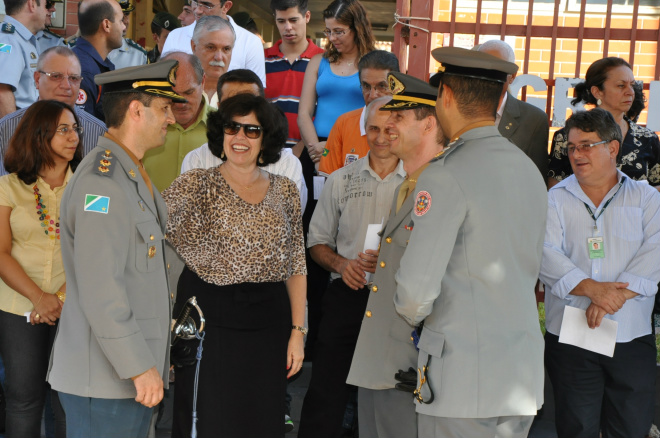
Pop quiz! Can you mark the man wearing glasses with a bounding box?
[0,46,107,176]
[540,108,660,438]
[317,50,399,176]
[160,0,265,86]
[0,0,49,118]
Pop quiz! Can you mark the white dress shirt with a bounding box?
[181,143,306,211]
[160,16,266,87]
[540,170,660,342]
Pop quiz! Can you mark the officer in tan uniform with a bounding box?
[346,72,442,438]
[47,60,186,438]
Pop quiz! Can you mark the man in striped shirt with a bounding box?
[540,108,660,438]
[264,0,323,155]
[0,46,106,176]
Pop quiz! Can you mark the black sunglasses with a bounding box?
[223,122,263,139]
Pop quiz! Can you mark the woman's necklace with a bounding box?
[223,165,261,191]
[33,184,60,240]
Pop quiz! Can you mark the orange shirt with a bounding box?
[318,107,369,176]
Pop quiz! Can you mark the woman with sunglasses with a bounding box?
[164,94,306,438]
[0,100,83,438]
[548,57,660,189]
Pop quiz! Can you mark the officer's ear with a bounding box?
[127,99,145,122]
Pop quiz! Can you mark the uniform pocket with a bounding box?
[136,221,164,273]
[611,207,643,241]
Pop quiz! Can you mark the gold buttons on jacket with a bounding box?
[366,311,372,318]
[380,261,386,268]
[150,235,155,241]
[386,237,392,244]
[148,246,156,258]
[372,285,378,292]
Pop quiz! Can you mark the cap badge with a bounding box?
[389,75,405,95]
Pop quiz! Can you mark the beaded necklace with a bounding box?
[33,184,60,240]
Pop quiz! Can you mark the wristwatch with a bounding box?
[292,325,308,335]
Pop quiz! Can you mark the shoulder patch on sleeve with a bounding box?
[0,43,12,54]
[94,149,116,177]
[84,194,110,213]
[1,23,15,34]
[414,191,432,216]
[126,38,147,55]
[76,89,87,105]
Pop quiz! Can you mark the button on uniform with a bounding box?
[365,310,372,318]
[386,237,392,244]
[380,261,386,268]
[371,285,378,293]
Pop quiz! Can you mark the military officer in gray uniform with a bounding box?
[107,0,147,69]
[346,73,443,438]
[0,0,48,117]
[36,0,66,52]
[47,60,186,438]
[393,47,547,438]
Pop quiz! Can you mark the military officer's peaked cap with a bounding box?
[94,59,187,103]
[431,46,518,84]
[152,12,181,31]
[380,72,438,110]
[118,0,135,13]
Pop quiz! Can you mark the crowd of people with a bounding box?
[1,0,660,437]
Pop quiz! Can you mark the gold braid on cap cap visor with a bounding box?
[143,88,183,99]
[391,95,436,106]
[132,80,173,89]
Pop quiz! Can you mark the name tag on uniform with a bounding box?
[588,237,604,259]
[344,154,359,166]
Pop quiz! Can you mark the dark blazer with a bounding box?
[499,92,550,182]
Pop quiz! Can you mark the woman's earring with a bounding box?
[596,98,602,106]
[258,151,265,165]
[220,148,227,160]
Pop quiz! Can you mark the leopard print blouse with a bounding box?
[163,167,307,286]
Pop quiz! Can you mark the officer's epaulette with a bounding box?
[67,36,78,47]
[430,138,465,163]
[126,38,148,55]
[1,23,15,34]
[94,149,116,177]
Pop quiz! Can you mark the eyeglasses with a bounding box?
[361,83,390,94]
[38,71,83,85]
[223,122,263,139]
[196,1,218,10]
[323,28,349,38]
[55,125,84,136]
[567,140,609,155]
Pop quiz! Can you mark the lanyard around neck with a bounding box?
[583,177,626,232]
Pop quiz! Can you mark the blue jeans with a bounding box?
[0,310,65,438]
[58,393,152,438]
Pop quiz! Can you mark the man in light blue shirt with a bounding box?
[0,0,49,117]
[540,108,660,438]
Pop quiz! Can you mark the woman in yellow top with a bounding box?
[0,100,83,438]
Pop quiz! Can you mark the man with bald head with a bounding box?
[477,40,549,181]
[0,46,107,176]
[190,15,235,106]
[72,0,125,121]
[143,52,213,192]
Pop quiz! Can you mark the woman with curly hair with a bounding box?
[548,57,660,188]
[0,100,83,438]
[164,93,307,438]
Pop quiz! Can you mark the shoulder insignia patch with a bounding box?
[84,194,110,214]
[1,23,15,34]
[67,36,78,47]
[0,43,12,54]
[76,89,87,105]
[94,150,115,177]
[126,38,147,55]
[414,191,432,216]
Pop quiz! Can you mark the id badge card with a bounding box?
[588,237,605,259]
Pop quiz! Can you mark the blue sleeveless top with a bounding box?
[313,57,363,138]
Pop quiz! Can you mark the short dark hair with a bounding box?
[103,92,157,128]
[565,108,623,161]
[270,0,308,14]
[5,0,38,16]
[216,69,265,102]
[4,100,83,184]
[78,0,117,37]
[436,74,502,119]
[207,94,285,167]
[358,50,399,77]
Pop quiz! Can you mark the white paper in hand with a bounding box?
[558,306,618,357]
[362,219,384,283]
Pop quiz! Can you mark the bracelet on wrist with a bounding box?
[291,325,308,335]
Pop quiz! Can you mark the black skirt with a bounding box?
[172,267,291,438]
